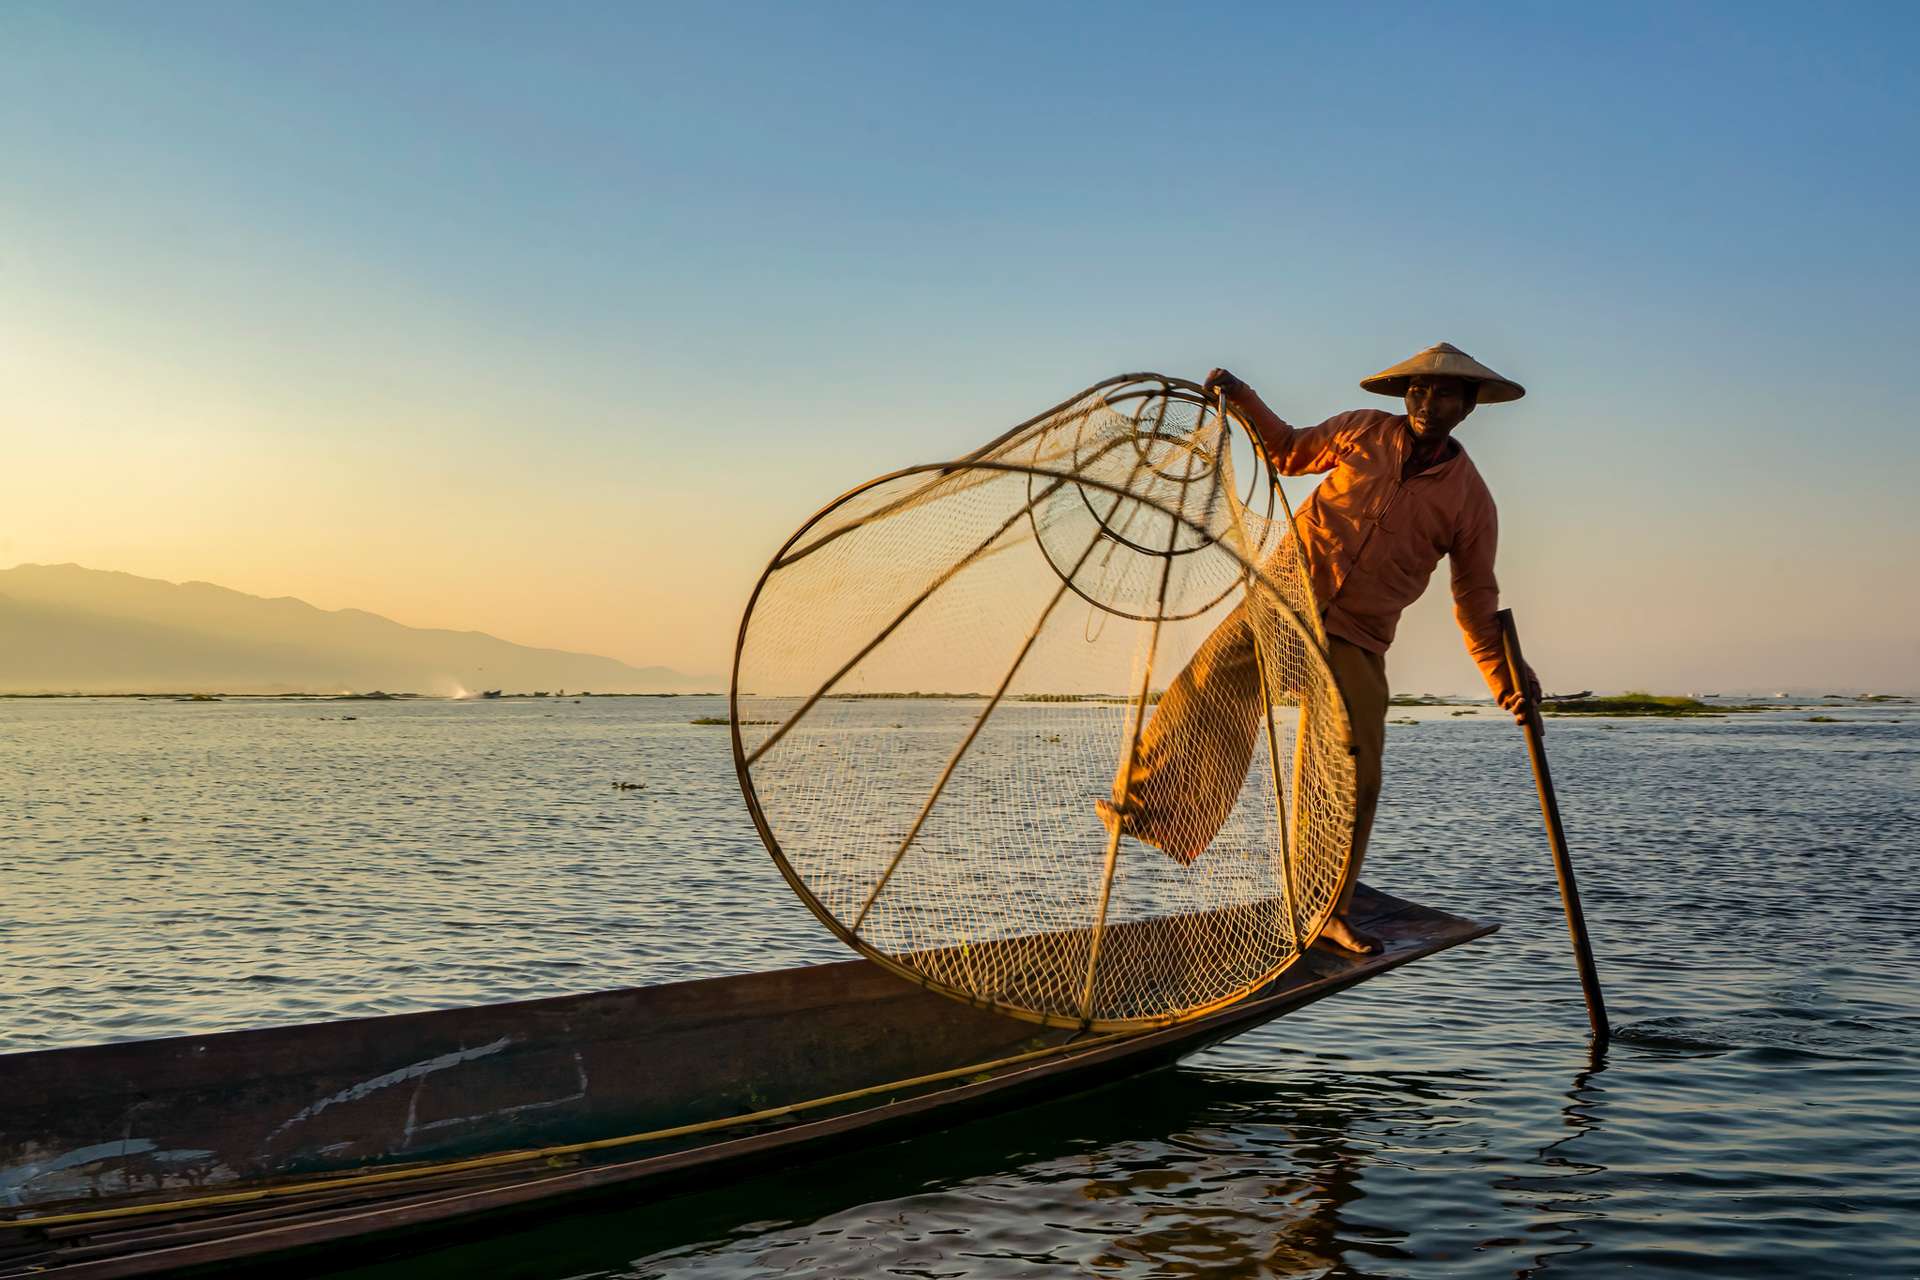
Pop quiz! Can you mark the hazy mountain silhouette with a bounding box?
[0,564,715,695]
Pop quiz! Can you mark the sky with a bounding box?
[3,1,1916,693]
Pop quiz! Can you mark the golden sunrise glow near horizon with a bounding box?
[4,5,1916,694]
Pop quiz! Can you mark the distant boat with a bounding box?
[482,689,502,699]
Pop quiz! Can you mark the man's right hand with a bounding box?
[1203,368,1248,399]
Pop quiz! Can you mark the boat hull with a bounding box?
[0,885,1493,1276]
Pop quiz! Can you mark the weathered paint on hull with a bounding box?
[1,948,1055,1209]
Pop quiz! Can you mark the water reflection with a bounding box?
[321,1059,1500,1280]
[1507,1041,1609,1277]
[1080,1072,1402,1279]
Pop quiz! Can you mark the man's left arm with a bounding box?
[1450,497,1540,722]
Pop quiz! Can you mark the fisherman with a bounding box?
[1102,343,1541,955]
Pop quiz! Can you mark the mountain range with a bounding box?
[0,564,714,695]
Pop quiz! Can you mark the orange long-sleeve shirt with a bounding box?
[1244,402,1517,706]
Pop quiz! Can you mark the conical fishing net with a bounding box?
[731,374,1357,1031]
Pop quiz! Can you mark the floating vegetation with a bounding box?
[611,781,645,791]
[1450,709,1476,717]
[690,716,776,726]
[1807,715,1842,723]
[1541,692,1757,717]
[1390,717,1419,726]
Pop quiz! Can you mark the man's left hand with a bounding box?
[1502,662,1544,727]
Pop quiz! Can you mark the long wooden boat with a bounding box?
[0,885,1493,1277]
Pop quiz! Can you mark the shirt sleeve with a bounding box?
[1251,409,1370,476]
[1449,488,1518,706]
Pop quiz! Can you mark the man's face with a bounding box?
[1404,375,1476,440]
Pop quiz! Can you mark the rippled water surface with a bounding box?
[5,696,1918,1277]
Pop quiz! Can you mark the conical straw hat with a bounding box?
[1359,342,1525,404]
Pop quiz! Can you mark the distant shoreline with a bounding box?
[0,691,726,700]
[3,690,1909,708]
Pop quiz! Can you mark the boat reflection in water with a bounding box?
[319,1037,1619,1280]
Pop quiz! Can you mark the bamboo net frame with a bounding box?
[730,375,1356,1031]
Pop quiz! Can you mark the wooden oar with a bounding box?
[1497,608,1610,1042]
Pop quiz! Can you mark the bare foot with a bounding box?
[1318,914,1383,955]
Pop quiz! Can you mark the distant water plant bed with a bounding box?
[1541,692,1764,717]
[1018,691,1169,704]
[825,691,988,700]
[691,716,776,725]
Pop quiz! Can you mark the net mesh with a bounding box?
[732,375,1357,1030]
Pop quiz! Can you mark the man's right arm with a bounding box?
[1204,368,1350,476]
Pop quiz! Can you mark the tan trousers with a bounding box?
[1323,635,1388,900]
[1113,614,1388,902]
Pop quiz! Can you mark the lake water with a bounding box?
[4,696,1917,1277]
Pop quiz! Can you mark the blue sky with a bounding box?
[3,2,1915,691]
